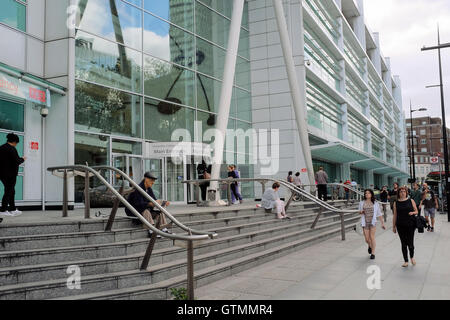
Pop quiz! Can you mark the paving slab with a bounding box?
[196,213,450,300]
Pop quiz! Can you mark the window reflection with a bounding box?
[144,56,195,108]
[236,88,251,122]
[77,0,142,50]
[144,0,193,31]
[195,2,230,49]
[144,12,194,67]
[144,98,195,141]
[75,31,142,93]
[75,80,142,138]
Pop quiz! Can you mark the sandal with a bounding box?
[411,258,416,266]
[402,262,408,267]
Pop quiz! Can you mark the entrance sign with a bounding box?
[0,72,50,107]
[146,142,212,159]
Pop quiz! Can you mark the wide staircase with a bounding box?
[0,200,359,300]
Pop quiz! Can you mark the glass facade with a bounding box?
[0,0,26,32]
[74,0,252,201]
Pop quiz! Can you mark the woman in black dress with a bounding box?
[393,186,419,267]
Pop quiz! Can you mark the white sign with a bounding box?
[145,142,211,158]
[431,157,439,164]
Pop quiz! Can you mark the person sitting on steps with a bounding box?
[125,172,172,238]
[261,182,290,220]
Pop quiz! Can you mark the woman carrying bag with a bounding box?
[392,186,419,267]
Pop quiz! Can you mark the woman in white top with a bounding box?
[358,189,386,259]
[261,182,290,219]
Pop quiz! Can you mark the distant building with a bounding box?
[406,116,450,183]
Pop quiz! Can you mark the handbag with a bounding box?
[415,206,427,233]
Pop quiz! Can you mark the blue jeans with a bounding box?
[231,184,242,202]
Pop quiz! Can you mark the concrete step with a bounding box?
[54,222,359,300]
[0,208,352,268]
[0,215,359,299]
[0,211,357,285]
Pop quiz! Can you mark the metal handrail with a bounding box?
[92,165,216,238]
[47,165,215,241]
[182,178,360,214]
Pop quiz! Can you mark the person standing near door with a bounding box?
[315,166,328,201]
[197,160,211,202]
[0,133,26,217]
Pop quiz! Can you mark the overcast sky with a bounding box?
[363,0,450,123]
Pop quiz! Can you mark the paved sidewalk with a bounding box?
[196,213,450,300]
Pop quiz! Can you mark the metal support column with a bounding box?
[272,0,316,190]
[209,0,245,200]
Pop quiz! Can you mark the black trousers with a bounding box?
[1,176,17,212]
[200,181,210,201]
[317,184,327,202]
[397,224,416,262]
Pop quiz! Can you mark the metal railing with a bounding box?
[48,165,217,300]
[182,178,360,240]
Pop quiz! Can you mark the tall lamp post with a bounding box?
[409,102,428,184]
[422,26,450,222]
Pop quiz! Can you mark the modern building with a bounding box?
[406,116,450,183]
[0,0,408,209]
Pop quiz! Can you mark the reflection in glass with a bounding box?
[195,2,230,49]
[77,0,142,50]
[196,37,225,79]
[144,56,195,109]
[144,0,193,31]
[144,98,195,142]
[196,74,220,114]
[144,12,194,67]
[0,0,26,32]
[75,80,142,138]
[198,0,233,18]
[112,139,142,154]
[74,132,109,202]
[75,31,142,93]
[236,88,251,122]
[238,29,249,59]
[0,100,24,132]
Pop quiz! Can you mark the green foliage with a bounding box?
[170,287,188,300]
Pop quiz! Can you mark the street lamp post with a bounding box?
[409,102,428,184]
[422,26,450,222]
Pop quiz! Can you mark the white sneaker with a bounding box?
[9,210,22,216]
[0,211,14,216]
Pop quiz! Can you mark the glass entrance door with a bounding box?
[144,158,163,200]
[112,154,143,187]
[166,157,185,202]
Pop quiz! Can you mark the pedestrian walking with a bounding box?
[227,165,243,204]
[332,180,339,200]
[420,183,438,232]
[358,189,386,260]
[287,171,294,184]
[338,180,344,199]
[344,179,351,201]
[293,172,303,201]
[388,182,399,212]
[393,186,418,267]
[315,166,328,202]
[0,133,27,217]
[410,182,422,208]
[379,186,389,222]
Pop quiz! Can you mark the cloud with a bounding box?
[363,0,450,124]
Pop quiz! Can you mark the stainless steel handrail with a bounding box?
[92,165,216,238]
[182,178,359,214]
[48,165,215,241]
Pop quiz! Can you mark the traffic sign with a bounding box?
[431,157,439,164]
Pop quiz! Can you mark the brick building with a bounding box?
[406,116,450,183]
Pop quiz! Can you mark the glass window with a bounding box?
[196,37,226,79]
[75,80,142,138]
[0,175,23,200]
[0,131,24,157]
[421,148,427,152]
[112,139,142,154]
[0,100,24,132]
[236,88,251,122]
[197,0,233,19]
[196,2,230,49]
[144,12,194,67]
[0,0,26,32]
[235,57,250,90]
[144,0,193,31]
[77,0,142,50]
[196,74,220,113]
[144,56,195,108]
[144,97,195,142]
[238,28,249,59]
[420,129,426,135]
[75,31,142,94]
[74,132,109,202]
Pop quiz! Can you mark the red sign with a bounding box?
[30,142,39,150]
[431,157,439,164]
[301,168,307,173]
[29,87,46,103]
